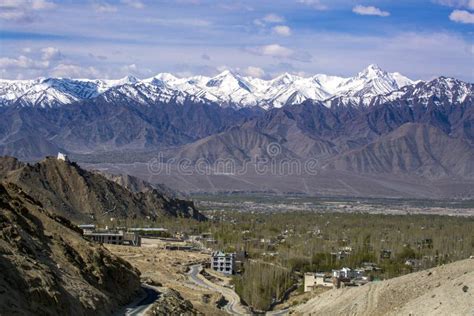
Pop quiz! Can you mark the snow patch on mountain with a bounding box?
[0,65,455,110]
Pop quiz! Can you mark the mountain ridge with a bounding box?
[0,156,206,222]
[0,68,471,198]
[0,65,416,109]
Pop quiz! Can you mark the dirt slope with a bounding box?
[294,258,474,316]
[0,182,141,315]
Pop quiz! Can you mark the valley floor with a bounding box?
[83,162,474,200]
[107,240,474,316]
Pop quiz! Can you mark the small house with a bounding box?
[304,273,334,292]
[57,152,69,162]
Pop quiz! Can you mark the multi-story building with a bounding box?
[211,251,235,275]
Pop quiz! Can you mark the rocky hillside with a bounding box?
[0,182,141,315]
[1,156,206,223]
[0,75,471,198]
[294,258,474,315]
[99,171,184,199]
[327,123,474,178]
[0,156,24,178]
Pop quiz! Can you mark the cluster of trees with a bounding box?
[120,198,474,311]
[233,261,293,312]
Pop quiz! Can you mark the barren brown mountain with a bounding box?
[0,156,206,223]
[327,123,474,178]
[0,182,141,315]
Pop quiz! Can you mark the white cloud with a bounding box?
[293,31,473,81]
[262,13,285,23]
[93,2,117,13]
[121,63,138,73]
[0,10,29,21]
[434,0,474,9]
[297,0,327,10]
[257,44,294,58]
[121,0,144,9]
[243,66,265,78]
[245,44,312,62]
[176,0,201,4]
[40,47,62,61]
[449,9,474,23]
[144,17,211,27]
[273,25,292,36]
[119,63,152,77]
[353,5,390,17]
[0,0,55,21]
[216,65,228,73]
[254,14,285,27]
[0,55,49,69]
[51,64,100,78]
[0,0,55,10]
[31,0,55,10]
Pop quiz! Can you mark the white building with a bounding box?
[57,152,69,162]
[78,224,96,233]
[332,267,365,280]
[211,251,235,275]
[83,230,141,246]
[304,273,334,292]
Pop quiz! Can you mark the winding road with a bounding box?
[121,284,160,316]
[187,264,289,316]
[188,264,251,315]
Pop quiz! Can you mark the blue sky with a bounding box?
[0,0,473,81]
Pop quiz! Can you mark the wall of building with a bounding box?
[211,253,235,275]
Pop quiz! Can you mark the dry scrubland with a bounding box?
[106,239,224,315]
[107,239,474,316]
[294,258,474,315]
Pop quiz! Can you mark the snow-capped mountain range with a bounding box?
[1,64,471,110]
[0,64,420,109]
[0,65,472,195]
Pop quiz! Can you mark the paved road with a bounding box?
[266,309,289,316]
[122,284,160,316]
[187,264,289,316]
[188,264,251,315]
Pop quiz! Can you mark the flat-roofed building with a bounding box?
[83,230,141,246]
[304,273,334,292]
[211,251,235,275]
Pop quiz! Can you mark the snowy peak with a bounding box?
[144,73,178,85]
[410,77,473,105]
[391,72,414,88]
[271,73,301,86]
[111,75,139,85]
[330,65,416,101]
[1,65,467,110]
[334,75,473,109]
[356,64,386,80]
[206,70,253,92]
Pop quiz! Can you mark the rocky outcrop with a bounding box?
[0,156,24,178]
[0,182,141,315]
[146,288,199,316]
